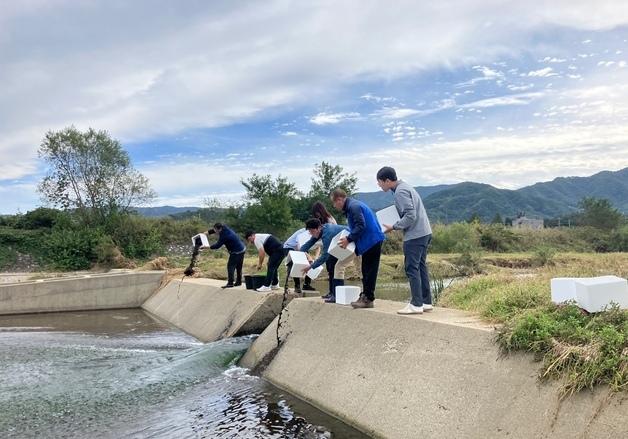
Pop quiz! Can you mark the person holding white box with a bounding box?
[191,223,245,288]
[377,166,433,315]
[282,227,316,295]
[300,218,348,303]
[245,231,285,292]
[331,188,385,308]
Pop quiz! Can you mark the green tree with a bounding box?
[309,161,358,199]
[38,126,155,224]
[577,197,623,230]
[235,174,302,237]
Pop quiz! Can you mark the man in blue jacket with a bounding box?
[300,218,346,302]
[206,223,246,289]
[331,188,385,308]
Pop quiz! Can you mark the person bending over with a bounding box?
[205,223,246,289]
[245,231,285,292]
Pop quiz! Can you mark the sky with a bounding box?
[2,0,628,213]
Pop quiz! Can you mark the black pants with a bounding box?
[283,248,312,290]
[227,252,244,285]
[264,250,285,287]
[326,256,337,294]
[361,241,382,301]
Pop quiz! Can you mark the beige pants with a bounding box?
[334,253,362,280]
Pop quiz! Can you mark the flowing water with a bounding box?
[0,310,368,439]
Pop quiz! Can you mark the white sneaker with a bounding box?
[256,285,272,292]
[270,284,279,290]
[423,304,434,312]
[397,303,424,315]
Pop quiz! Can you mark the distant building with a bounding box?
[512,216,544,229]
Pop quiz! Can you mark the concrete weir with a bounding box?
[0,271,165,315]
[142,278,287,342]
[240,298,628,439]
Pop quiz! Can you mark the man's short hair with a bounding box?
[305,218,322,229]
[376,166,398,182]
[330,188,347,200]
[213,222,223,230]
[244,230,254,240]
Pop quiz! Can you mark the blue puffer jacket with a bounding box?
[343,197,385,255]
[209,225,245,254]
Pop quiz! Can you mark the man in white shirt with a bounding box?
[245,231,285,292]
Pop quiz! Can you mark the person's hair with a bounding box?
[376,166,398,182]
[305,218,322,230]
[330,188,347,200]
[213,222,223,231]
[311,201,333,222]
[244,230,254,240]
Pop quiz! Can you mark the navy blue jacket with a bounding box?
[343,197,385,255]
[209,226,245,254]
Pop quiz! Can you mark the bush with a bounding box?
[106,214,163,260]
[41,227,104,270]
[479,224,519,252]
[609,225,628,252]
[15,208,64,229]
[0,246,17,270]
[431,222,480,253]
[531,246,557,267]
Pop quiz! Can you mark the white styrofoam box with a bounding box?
[574,275,628,313]
[376,205,401,232]
[297,230,322,250]
[307,265,324,280]
[328,230,356,261]
[191,233,210,248]
[550,278,580,304]
[336,285,361,305]
[288,250,310,278]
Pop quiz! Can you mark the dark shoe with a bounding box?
[351,294,374,309]
[302,285,316,291]
[324,295,336,303]
[295,288,302,295]
[221,284,234,289]
[234,281,242,287]
[321,293,332,300]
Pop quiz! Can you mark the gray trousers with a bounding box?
[404,234,432,306]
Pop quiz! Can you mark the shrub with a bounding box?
[105,214,163,259]
[431,222,480,253]
[41,227,104,270]
[479,224,519,252]
[531,246,557,267]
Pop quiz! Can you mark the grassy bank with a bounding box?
[438,252,628,396]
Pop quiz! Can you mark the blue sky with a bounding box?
[2,0,628,213]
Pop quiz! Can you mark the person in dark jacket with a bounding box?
[206,223,246,289]
[331,188,385,308]
[244,231,285,292]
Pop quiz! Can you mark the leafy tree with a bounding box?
[38,126,155,223]
[577,197,624,230]
[467,212,482,224]
[309,161,358,199]
[234,174,302,237]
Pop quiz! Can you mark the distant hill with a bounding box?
[134,206,199,217]
[355,167,628,222]
[354,184,454,210]
[136,167,628,223]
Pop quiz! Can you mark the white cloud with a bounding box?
[527,67,557,77]
[461,92,544,108]
[373,107,422,119]
[281,131,298,136]
[309,112,360,125]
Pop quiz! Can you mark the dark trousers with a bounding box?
[361,241,382,301]
[227,252,244,285]
[404,234,432,306]
[326,256,337,294]
[264,250,285,287]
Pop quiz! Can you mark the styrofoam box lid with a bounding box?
[191,233,210,247]
[376,205,401,232]
[297,230,321,250]
[287,250,309,264]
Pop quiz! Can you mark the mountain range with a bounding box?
[137,167,628,222]
[354,167,628,222]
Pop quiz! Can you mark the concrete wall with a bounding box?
[241,298,628,439]
[142,278,288,342]
[0,271,165,315]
